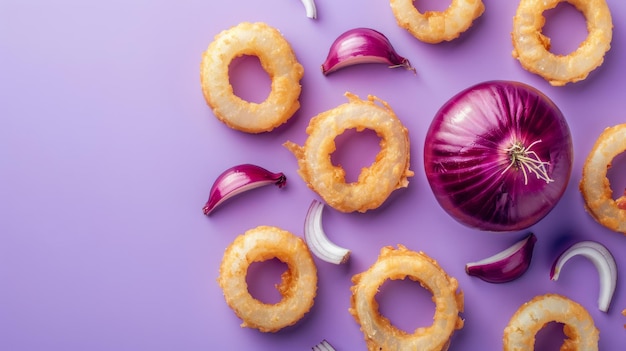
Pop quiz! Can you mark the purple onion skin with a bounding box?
[321,28,412,75]
[202,164,286,216]
[466,233,537,283]
[424,81,573,232]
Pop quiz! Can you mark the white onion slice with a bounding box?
[304,200,350,264]
[300,0,317,19]
[550,240,617,312]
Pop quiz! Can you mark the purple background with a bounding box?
[2,0,625,350]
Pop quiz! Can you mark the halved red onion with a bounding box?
[202,164,286,215]
[424,81,573,231]
[550,240,617,312]
[321,28,415,75]
[304,200,350,264]
[465,233,536,283]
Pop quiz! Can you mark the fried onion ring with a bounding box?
[511,0,613,86]
[503,294,598,351]
[200,22,304,133]
[389,0,485,44]
[580,124,626,234]
[284,92,413,213]
[349,245,464,351]
[217,225,317,332]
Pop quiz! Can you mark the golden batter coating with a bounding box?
[511,0,612,86]
[503,294,598,351]
[580,124,626,234]
[284,92,413,213]
[201,22,304,133]
[218,226,317,332]
[390,0,485,44]
[350,245,464,351]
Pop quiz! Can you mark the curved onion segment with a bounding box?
[550,240,617,312]
[304,200,351,264]
[203,164,286,215]
[423,80,573,231]
[300,0,317,19]
[321,28,415,75]
[465,233,536,283]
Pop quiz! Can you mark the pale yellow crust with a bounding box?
[349,245,464,351]
[284,92,413,213]
[200,22,304,133]
[217,226,317,332]
[390,0,485,44]
[511,0,612,86]
[503,294,598,351]
[580,124,626,234]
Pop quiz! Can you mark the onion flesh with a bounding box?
[304,200,350,264]
[550,240,617,312]
[465,233,536,283]
[321,28,415,75]
[300,0,317,19]
[202,164,286,215]
[423,80,573,231]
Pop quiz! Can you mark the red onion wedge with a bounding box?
[304,200,351,264]
[300,0,317,19]
[550,240,617,312]
[465,233,536,283]
[312,339,336,351]
[424,81,573,231]
[321,28,415,75]
[202,164,286,215]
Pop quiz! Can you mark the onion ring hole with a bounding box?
[330,128,382,183]
[376,278,437,334]
[541,2,588,55]
[245,258,288,304]
[229,55,271,103]
[607,151,626,202]
[534,322,567,350]
[413,0,450,12]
